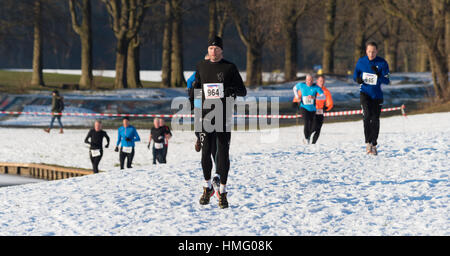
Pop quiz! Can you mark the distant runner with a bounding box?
[311,75,333,144]
[148,118,166,164]
[159,118,172,163]
[115,117,140,169]
[353,42,390,155]
[293,74,324,144]
[84,120,110,173]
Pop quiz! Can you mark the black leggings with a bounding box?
[360,92,383,146]
[312,114,324,144]
[301,108,316,140]
[200,131,229,185]
[119,147,135,169]
[152,145,166,164]
[196,131,216,161]
[89,149,103,173]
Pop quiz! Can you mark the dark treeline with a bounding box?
[0,0,448,100]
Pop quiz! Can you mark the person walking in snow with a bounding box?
[191,36,247,209]
[115,117,140,169]
[84,120,110,173]
[353,42,390,155]
[44,90,64,134]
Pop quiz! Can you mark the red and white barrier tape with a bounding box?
[0,105,406,119]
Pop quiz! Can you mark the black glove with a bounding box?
[105,144,109,148]
[292,102,299,109]
[147,143,151,150]
[125,137,132,142]
[114,146,119,152]
[371,66,382,77]
[224,87,236,98]
[356,77,364,84]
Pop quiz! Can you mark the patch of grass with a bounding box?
[0,70,163,94]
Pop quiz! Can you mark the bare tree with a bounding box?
[321,0,348,74]
[161,0,172,87]
[378,14,401,72]
[127,35,142,88]
[380,0,449,100]
[274,0,309,81]
[170,0,185,88]
[208,0,217,39]
[31,0,45,87]
[69,0,93,89]
[229,0,275,86]
[102,0,149,89]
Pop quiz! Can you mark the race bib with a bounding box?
[362,72,378,85]
[122,146,133,154]
[90,149,101,157]
[154,142,164,149]
[316,109,324,115]
[203,83,224,99]
[302,95,315,105]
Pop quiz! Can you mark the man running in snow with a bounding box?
[311,75,333,144]
[187,53,212,153]
[293,74,324,144]
[191,36,247,209]
[159,118,172,163]
[115,117,140,169]
[353,42,390,155]
[148,118,167,164]
[84,120,110,173]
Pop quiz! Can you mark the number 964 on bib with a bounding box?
[204,83,224,99]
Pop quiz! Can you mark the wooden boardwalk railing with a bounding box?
[0,162,93,181]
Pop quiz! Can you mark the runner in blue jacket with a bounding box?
[353,42,390,155]
[293,74,324,144]
[114,117,141,169]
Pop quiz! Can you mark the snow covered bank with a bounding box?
[0,112,448,235]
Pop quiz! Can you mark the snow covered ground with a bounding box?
[0,112,448,235]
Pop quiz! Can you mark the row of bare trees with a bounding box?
[0,0,448,100]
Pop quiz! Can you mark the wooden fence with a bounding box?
[0,162,93,181]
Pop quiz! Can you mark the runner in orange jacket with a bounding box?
[311,75,333,144]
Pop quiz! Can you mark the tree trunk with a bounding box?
[384,38,398,72]
[127,36,142,88]
[79,0,93,89]
[444,0,450,73]
[170,0,186,88]
[114,38,128,89]
[283,22,297,81]
[428,47,448,99]
[69,0,93,89]
[322,0,336,74]
[416,42,429,72]
[246,46,262,86]
[208,0,217,39]
[161,0,172,87]
[31,0,44,87]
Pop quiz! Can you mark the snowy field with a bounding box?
[0,112,448,235]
